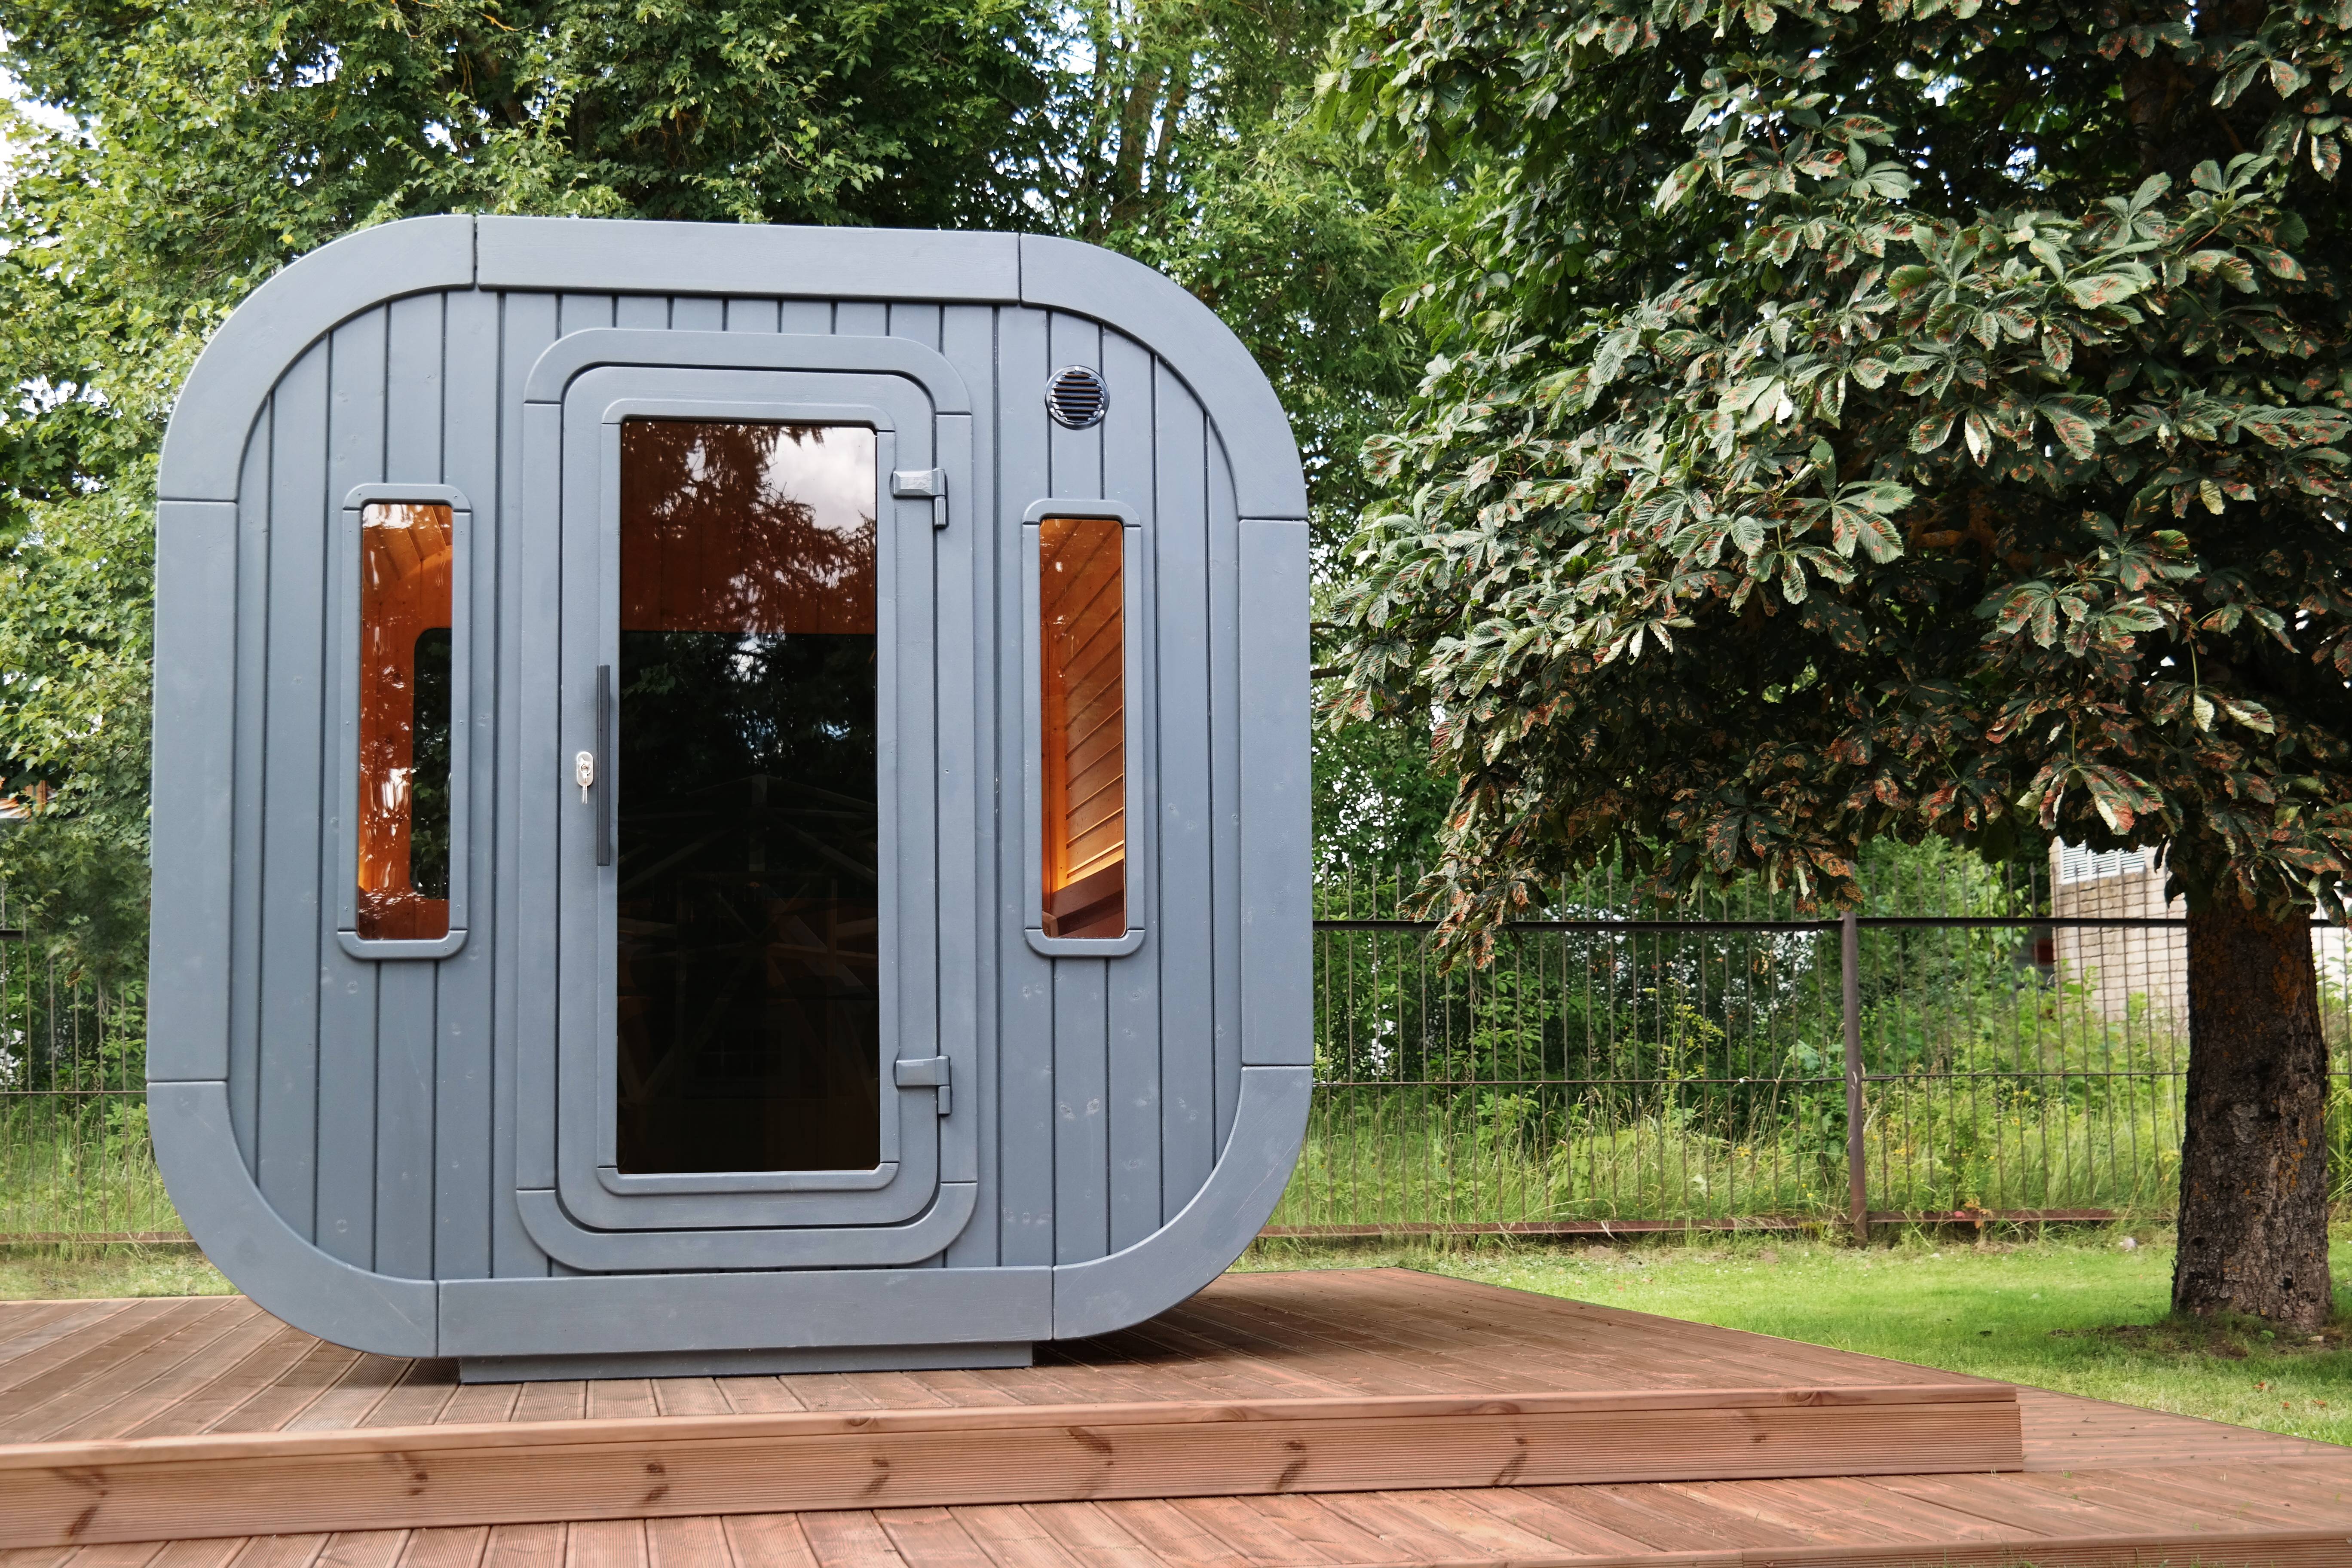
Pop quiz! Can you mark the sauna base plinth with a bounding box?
[458,1340,1034,1383]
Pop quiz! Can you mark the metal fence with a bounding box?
[0,885,169,1245]
[1274,859,2352,1240]
[6,860,2349,1246]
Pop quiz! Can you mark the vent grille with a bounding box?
[1046,366,1109,429]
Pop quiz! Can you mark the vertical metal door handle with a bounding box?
[594,664,612,867]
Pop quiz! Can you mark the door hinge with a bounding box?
[893,1054,952,1115]
[891,468,949,527]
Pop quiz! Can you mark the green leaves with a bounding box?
[1320,0,2352,935]
[1909,410,1955,452]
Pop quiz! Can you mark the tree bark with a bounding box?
[2174,896,2332,1329]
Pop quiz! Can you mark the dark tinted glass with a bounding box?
[410,628,452,902]
[614,420,882,1175]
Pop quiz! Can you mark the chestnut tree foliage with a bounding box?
[1325,0,2352,1323]
[1321,0,2352,948]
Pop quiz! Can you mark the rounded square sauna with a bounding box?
[147,217,1311,1378]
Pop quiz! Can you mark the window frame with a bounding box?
[334,482,473,961]
[1021,497,1150,959]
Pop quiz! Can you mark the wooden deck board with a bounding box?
[6,1268,2350,1566]
[395,1528,491,1568]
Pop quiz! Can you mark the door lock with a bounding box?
[575,750,594,803]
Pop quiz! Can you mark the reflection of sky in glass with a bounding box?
[762,427,875,538]
[620,422,876,636]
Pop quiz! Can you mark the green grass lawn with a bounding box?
[1239,1226,2352,1447]
[0,1243,236,1301]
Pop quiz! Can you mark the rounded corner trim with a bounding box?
[147,1079,440,1356]
[159,215,477,503]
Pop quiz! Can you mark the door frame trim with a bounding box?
[515,342,976,1250]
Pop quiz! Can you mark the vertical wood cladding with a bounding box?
[232,294,1233,1276]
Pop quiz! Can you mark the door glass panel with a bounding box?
[1038,516,1126,939]
[615,420,881,1175]
[356,502,454,941]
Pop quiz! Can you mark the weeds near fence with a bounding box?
[0,880,161,1243]
[1274,841,2323,1234]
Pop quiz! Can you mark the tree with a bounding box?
[1008,2,1440,873]
[0,0,1431,953]
[1029,0,1428,548]
[1322,0,2352,1324]
[0,0,1058,973]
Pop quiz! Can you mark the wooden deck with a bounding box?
[0,1268,2343,1567]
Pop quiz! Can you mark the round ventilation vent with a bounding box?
[1045,365,1109,429]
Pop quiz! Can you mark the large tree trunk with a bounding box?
[2174,897,2333,1329]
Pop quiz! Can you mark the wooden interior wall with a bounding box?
[231,293,1240,1286]
[1038,515,1125,937]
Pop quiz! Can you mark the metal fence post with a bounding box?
[1841,910,1869,1244]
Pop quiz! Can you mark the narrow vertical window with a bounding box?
[1039,516,1126,939]
[356,502,455,941]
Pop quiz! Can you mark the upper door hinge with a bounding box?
[893,1054,952,1115]
[891,469,948,527]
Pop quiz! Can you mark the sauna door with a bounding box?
[543,359,961,1247]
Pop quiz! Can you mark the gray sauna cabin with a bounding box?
[147,216,1311,1378]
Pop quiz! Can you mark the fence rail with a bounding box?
[0,881,165,1246]
[6,857,2349,1247]
[1280,858,2352,1240]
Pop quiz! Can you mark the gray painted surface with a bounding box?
[151,217,1309,1362]
[459,1342,1032,1384]
[439,1264,1053,1357]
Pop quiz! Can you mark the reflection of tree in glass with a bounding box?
[408,627,451,900]
[613,418,884,1174]
[619,422,876,637]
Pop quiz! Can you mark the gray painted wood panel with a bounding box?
[1044,310,1108,1267]
[1238,520,1314,1068]
[227,419,271,1154]
[373,294,445,1280]
[435,285,502,1280]
[315,306,388,1268]
[1099,327,1161,1250]
[149,498,238,1087]
[778,299,832,335]
[669,295,723,332]
[1207,442,1243,1154]
[993,305,1057,1268]
[255,343,331,1240]
[1151,362,1216,1222]
[725,297,778,333]
[491,292,559,1279]
[1052,959,1109,1264]
[159,219,1307,1356]
[937,305,1000,1269]
[224,292,1252,1271]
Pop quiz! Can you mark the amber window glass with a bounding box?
[614,420,881,1176]
[356,502,455,943]
[1039,516,1126,940]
